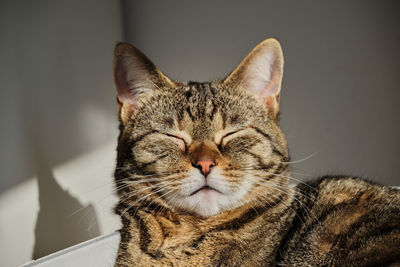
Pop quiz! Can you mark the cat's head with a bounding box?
[114,38,289,217]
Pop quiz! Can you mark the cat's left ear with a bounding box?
[113,43,175,123]
[223,38,284,118]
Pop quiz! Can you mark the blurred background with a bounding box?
[1,0,399,265]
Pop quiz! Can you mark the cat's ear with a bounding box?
[113,43,175,122]
[223,38,284,118]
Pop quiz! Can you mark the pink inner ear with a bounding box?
[261,82,276,99]
[259,58,282,110]
[257,79,277,109]
[114,60,137,108]
[265,95,277,109]
[239,53,282,110]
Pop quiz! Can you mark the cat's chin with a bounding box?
[164,188,226,217]
[163,187,230,217]
[185,188,226,217]
[165,168,253,217]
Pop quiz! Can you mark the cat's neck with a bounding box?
[117,184,294,255]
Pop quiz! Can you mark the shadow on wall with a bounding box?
[32,164,100,259]
[3,0,123,259]
[0,0,122,264]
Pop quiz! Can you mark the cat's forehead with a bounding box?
[131,81,265,141]
[177,81,254,119]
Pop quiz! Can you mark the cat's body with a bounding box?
[116,176,400,266]
[112,39,400,266]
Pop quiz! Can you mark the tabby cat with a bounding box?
[113,38,400,266]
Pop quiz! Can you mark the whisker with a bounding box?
[238,167,319,194]
[250,188,305,225]
[252,180,319,223]
[281,152,319,165]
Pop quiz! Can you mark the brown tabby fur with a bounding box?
[113,39,400,266]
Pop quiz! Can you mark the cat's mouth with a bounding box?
[190,185,221,196]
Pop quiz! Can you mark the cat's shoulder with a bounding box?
[296,175,400,208]
[277,176,400,265]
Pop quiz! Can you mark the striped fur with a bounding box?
[113,39,400,266]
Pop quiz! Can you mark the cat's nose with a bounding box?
[194,160,216,177]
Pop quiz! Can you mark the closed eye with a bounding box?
[219,130,243,149]
[164,134,187,152]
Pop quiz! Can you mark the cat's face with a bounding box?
[114,39,289,217]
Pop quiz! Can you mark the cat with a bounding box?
[112,38,400,266]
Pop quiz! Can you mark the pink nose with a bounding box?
[195,160,216,176]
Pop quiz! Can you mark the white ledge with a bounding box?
[21,232,120,267]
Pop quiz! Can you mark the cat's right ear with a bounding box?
[113,43,175,123]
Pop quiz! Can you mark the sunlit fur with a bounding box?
[114,39,400,266]
[115,81,289,217]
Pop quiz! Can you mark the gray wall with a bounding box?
[1,0,122,191]
[121,0,400,185]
